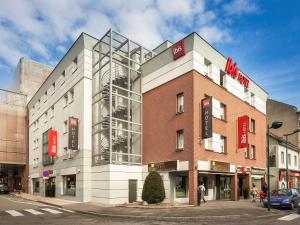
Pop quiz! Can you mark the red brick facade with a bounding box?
[143,70,266,205]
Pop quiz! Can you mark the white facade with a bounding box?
[277,145,299,171]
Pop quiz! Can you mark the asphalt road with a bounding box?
[0,194,300,225]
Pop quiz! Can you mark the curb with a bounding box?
[72,209,286,222]
[36,200,63,208]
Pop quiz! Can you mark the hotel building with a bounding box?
[27,29,268,205]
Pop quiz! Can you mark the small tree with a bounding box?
[142,171,165,204]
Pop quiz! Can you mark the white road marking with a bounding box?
[24,209,44,215]
[278,213,300,221]
[6,210,24,217]
[41,208,62,214]
[55,208,74,213]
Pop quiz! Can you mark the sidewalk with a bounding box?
[14,193,286,222]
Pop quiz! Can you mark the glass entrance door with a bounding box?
[219,176,231,200]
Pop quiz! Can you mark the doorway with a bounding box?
[45,177,56,197]
[128,179,137,203]
[216,175,231,200]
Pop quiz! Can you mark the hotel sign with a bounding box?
[211,161,230,172]
[225,57,250,88]
[201,97,212,139]
[237,115,249,148]
[148,160,177,172]
[172,39,185,60]
[48,130,58,157]
[68,117,79,150]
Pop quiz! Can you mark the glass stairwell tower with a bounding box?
[92,29,153,166]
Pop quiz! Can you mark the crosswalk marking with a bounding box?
[24,209,44,215]
[56,208,74,213]
[5,210,24,217]
[41,208,62,214]
[278,213,300,221]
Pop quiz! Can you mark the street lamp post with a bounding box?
[267,121,283,212]
[283,128,300,190]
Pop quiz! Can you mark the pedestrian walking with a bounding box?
[251,184,258,203]
[198,182,206,205]
[262,182,268,195]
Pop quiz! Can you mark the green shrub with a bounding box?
[142,171,165,204]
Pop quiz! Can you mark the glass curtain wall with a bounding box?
[92,30,153,165]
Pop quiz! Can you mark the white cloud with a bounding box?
[199,26,231,43]
[156,0,193,17]
[223,0,258,16]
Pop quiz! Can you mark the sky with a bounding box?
[0,0,299,109]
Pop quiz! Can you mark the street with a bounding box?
[0,194,299,225]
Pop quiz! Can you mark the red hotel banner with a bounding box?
[237,115,249,148]
[172,39,185,60]
[202,96,213,139]
[48,130,58,157]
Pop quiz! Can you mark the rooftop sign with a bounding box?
[225,57,250,88]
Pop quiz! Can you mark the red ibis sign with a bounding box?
[225,57,250,88]
[48,130,58,157]
[172,39,185,60]
[237,115,249,148]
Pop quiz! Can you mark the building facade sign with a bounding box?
[210,161,230,172]
[172,39,185,60]
[68,117,79,150]
[48,130,58,157]
[225,57,250,88]
[237,115,249,148]
[148,160,177,172]
[201,97,213,139]
[251,167,265,175]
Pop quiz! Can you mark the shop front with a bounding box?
[236,166,251,200]
[198,160,235,201]
[279,170,300,189]
[148,160,189,204]
[0,164,25,192]
[250,167,265,191]
[43,170,56,197]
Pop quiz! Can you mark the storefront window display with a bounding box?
[64,175,76,196]
[175,176,187,198]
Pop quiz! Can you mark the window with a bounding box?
[220,71,225,87]
[63,94,68,107]
[63,175,76,196]
[220,136,226,153]
[44,91,47,102]
[37,99,40,109]
[32,105,35,116]
[177,93,184,113]
[61,70,66,86]
[176,130,184,150]
[52,82,55,94]
[250,145,256,159]
[220,103,226,120]
[250,119,255,133]
[175,176,187,198]
[288,153,291,166]
[204,58,212,78]
[50,106,54,118]
[44,111,48,123]
[281,152,285,164]
[244,145,250,159]
[36,138,39,149]
[36,119,39,130]
[205,137,213,150]
[68,88,74,103]
[42,130,54,166]
[72,57,78,73]
[33,179,39,193]
[251,93,255,106]
[294,155,297,167]
[63,120,68,134]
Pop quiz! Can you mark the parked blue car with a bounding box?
[263,189,300,209]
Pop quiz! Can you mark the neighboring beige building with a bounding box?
[267,99,300,147]
[0,58,51,192]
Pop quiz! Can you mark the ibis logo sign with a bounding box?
[172,39,185,60]
[225,57,250,88]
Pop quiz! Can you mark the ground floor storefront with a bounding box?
[0,164,27,192]
[149,160,266,205]
[279,170,300,189]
